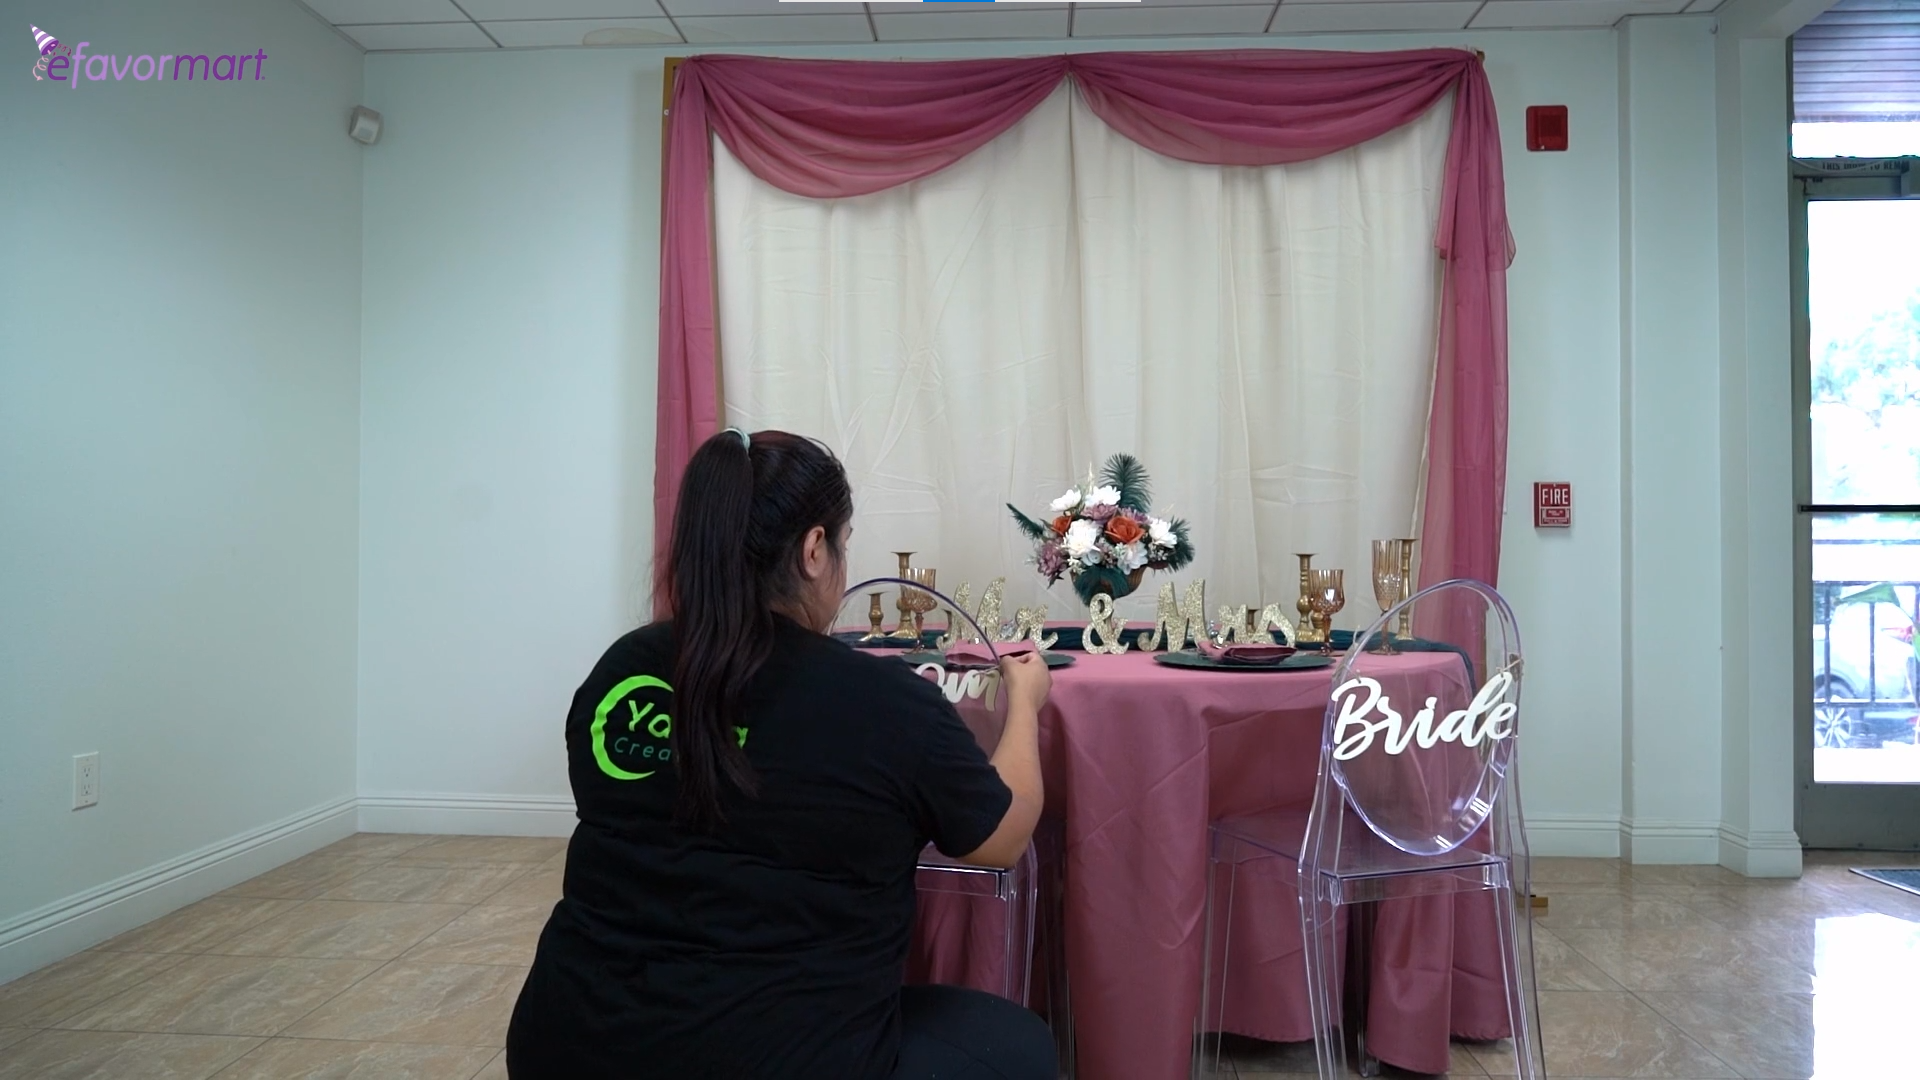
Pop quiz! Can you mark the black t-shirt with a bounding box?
[507,616,1013,1080]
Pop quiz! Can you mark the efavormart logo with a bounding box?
[30,24,268,86]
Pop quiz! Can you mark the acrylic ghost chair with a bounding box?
[836,578,1073,1072]
[1195,579,1544,1080]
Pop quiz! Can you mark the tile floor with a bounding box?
[1218,851,1920,1079]
[0,839,1916,1078]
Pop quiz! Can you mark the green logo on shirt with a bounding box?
[592,675,673,780]
[590,675,749,781]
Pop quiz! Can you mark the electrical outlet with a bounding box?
[73,752,99,810]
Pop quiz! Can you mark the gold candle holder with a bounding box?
[859,592,886,641]
[1295,553,1322,643]
[890,551,919,640]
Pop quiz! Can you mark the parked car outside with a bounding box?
[1814,588,1920,748]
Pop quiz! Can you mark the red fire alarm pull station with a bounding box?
[1526,106,1569,152]
[1534,482,1572,528]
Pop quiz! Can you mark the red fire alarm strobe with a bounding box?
[1526,105,1569,152]
[1534,482,1572,528]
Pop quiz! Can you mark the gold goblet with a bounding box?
[903,568,938,643]
[1306,568,1345,654]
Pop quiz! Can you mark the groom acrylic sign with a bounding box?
[915,664,1000,709]
[1331,671,1516,761]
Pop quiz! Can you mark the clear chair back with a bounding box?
[833,577,1038,1009]
[1295,578,1542,1080]
[836,576,1007,755]
[1320,578,1523,858]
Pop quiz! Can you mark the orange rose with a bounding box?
[1104,515,1144,545]
[1051,515,1073,535]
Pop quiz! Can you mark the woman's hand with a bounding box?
[997,652,1052,714]
[961,651,1050,869]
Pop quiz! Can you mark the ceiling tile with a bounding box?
[1684,0,1725,10]
[675,13,875,42]
[1471,0,1688,28]
[664,0,867,14]
[1076,0,1272,7]
[461,0,663,16]
[873,10,1071,39]
[1271,1,1477,32]
[484,17,682,45]
[1074,4,1272,37]
[338,21,499,49]
[302,0,467,23]
[869,2,1065,11]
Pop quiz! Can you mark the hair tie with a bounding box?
[724,427,750,450]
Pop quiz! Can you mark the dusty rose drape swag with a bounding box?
[653,49,1512,614]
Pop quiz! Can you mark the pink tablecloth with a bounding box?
[909,650,1512,1079]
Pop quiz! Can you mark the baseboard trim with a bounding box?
[1524,814,1623,858]
[1619,818,1723,864]
[1719,825,1804,878]
[0,795,356,986]
[357,793,576,837]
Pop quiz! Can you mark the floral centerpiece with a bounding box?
[1009,453,1195,606]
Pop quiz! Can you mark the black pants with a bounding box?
[891,984,1057,1080]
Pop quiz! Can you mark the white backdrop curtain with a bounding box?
[713,83,1449,625]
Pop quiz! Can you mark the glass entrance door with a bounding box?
[1794,159,1920,849]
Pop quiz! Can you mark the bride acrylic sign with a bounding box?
[1331,671,1516,761]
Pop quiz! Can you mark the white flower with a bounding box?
[1063,519,1102,558]
[1049,488,1083,512]
[1120,541,1149,571]
[1148,516,1177,548]
[1087,485,1122,507]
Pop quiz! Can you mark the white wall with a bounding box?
[0,0,365,980]
[1620,16,1729,863]
[354,48,662,832]
[0,0,1812,993]
[354,30,1643,852]
[1716,3,1804,876]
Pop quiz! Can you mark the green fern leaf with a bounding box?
[1100,453,1152,512]
[1008,504,1050,542]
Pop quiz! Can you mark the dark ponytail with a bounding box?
[665,429,852,831]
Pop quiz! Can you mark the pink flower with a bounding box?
[1037,541,1066,580]
[1084,503,1118,523]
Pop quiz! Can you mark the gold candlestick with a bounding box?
[859,592,886,641]
[1295,553,1321,643]
[890,551,918,640]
